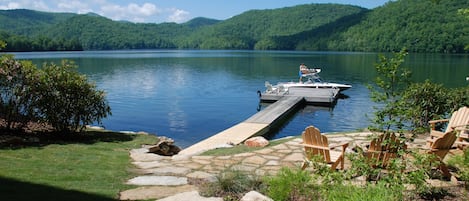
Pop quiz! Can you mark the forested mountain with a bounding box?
[177,4,366,49]
[0,9,81,51]
[1,0,469,53]
[183,17,221,28]
[0,9,75,35]
[315,0,469,53]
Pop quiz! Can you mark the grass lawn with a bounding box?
[0,130,158,201]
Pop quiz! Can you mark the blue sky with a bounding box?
[0,0,392,23]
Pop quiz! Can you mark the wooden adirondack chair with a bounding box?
[365,133,406,168]
[425,130,458,178]
[300,126,349,170]
[428,106,469,148]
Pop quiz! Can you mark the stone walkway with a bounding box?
[119,132,430,200]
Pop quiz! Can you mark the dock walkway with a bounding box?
[177,96,304,157]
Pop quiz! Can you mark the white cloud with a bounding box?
[167,8,190,23]
[0,2,20,9]
[0,0,191,23]
[0,0,48,11]
[99,2,161,22]
[31,0,48,11]
[128,3,157,16]
[57,0,92,14]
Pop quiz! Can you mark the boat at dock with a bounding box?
[291,68,351,91]
[258,67,350,105]
[259,84,340,105]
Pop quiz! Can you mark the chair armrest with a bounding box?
[452,124,469,131]
[329,142,349,149]
[330,142,349,154]
[428,119,449,130]
[300,143,330,150]
[428,119,449,124]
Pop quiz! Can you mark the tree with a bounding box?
[0,55,40,129]
[368,48,411,133]
[0,55,112,133]
[400,80,451,133]
[36,60,111,132]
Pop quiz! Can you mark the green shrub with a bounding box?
[447,86,469,111]
[199,170,262,200]
[36,60,111,132]
[368,48,411,133]
[0,55,40,129]
[325,183,401,201]
[263,167,319,201]
[0,55,111,133]
[400,80,451,134]
[347,150,382,181]
[448,148,469,189]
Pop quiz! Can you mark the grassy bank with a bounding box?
[0,130,158,201]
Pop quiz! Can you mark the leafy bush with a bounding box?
[199,170,262,200]
[448,148,469,189]
[405,151,449,201]
[447,86,469,111]
[324,183,401,201]
[400,80,451,133]
[400,80,469,135]
[36,60,111,132]
[0,55,40,129]
[264,167,319,201]
[368,48,411,133]
[0,55,111,133]
[347,149,383,181]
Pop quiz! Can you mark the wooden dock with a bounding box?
[177,96,305,157]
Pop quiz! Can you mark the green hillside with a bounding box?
[324,0,469,53]
[1,0,469,53]
[0,9,75,35]
[179,4,366,50]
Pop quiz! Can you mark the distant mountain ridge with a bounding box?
[0,9,76,35]
[1,0,469,53]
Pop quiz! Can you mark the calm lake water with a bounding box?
[12,50,469,148]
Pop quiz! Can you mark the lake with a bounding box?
[11,50,469,148]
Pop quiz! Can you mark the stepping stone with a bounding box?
[230,164,257,172]
[119,185,196,200]
[132,161,167,169]
[241,191,273,201]
[265,160,280,166]
[127,176,187,186]
[150,167,191,175]
[186,171,217,182]
[130,148,166,162]
[283,152,304,162]
[156,191,222,201]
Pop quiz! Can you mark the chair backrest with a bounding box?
[445,106,469,133]
[431,131,457,160]
[432,131,457,150]
[302,126,331,162]
[367,133,402,168]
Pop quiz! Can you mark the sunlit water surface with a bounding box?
[12,50,469,147]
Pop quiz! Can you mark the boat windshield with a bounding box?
[305,74,322,83]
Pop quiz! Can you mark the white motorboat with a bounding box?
[293,68,352,91]
[258,68,350,105]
